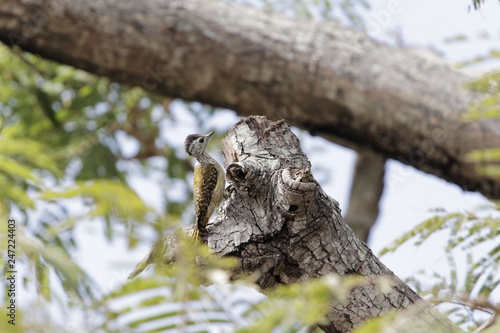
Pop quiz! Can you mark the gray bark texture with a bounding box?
[1,0,500,199]
[206,116,461,333]
[345,152,386,242]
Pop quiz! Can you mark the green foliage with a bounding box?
[0,42,200,331]
[0,129,58,213]
[381,207,500,331]
[352,312,398,333]
[103,262,367,333]
[102,234,245,332]
[466,148,500,179]
[462,71,500,121]
[456,50,500,69]
[0,41,243,332]
[42,180,154,244]
[484,321,500,333]
[104,278,245,332]
[18,230,96,301]
[411,44,500,329]
[462,62,500,192]
[240,275,365,332]
[0,310,27,333]
[0,106,100,308]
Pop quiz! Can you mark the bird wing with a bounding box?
[193,163,219,233]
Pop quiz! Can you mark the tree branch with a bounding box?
[345,151,386,242]
[1,0,499,199]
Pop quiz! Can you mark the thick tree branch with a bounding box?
[1,0,499,200]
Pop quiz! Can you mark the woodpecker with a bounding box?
[185,131,225,240]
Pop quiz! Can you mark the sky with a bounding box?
[19,0,500,330]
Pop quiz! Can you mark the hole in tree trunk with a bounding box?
[234,168,246,180]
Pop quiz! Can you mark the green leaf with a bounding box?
[0,155,42,184]
[42,180,153,222]
[380,213,461,255]
[17,229,96,301]
[0,135,60,176]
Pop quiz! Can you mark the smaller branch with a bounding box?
[12,46,49,76]
[431,296,500,333]
[128,225,195,279]
[345,151,386,242]
[472,313,498,333]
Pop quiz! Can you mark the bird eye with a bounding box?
[199,138,205,143]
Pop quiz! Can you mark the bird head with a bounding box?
[184,131,214,158]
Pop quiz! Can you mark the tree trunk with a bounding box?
[204,116,460,333]
[1,0,499,199]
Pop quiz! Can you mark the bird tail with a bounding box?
[192,228,201,242]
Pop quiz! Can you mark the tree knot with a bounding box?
[226,160,265,193]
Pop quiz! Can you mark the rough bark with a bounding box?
[206,116,460,332]
[1,0,499,199]
[345,152,386,242]
[128,116,463,332]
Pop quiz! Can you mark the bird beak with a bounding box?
[205,130,215,138]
